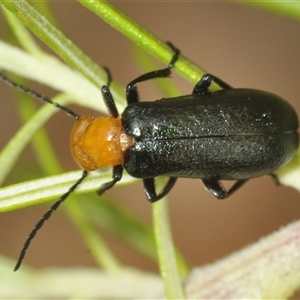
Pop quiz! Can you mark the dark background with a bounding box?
[1,0,300,288]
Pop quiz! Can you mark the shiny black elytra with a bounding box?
[122,75,299,200]
[0,43,298,271]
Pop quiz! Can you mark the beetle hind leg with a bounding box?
[143,177,177,203]
[202,179,248,199]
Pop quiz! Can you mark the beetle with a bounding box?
[70,43,298,201]
[0,43,298,271]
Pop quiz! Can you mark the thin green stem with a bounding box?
[1,6,43,55]
[152,189,185,299]
[0,0,123,102]
[79,0,218,88]
[65,197,121,272]
[0,97,67,186]
[0,169,136,213]
[238,1,300,21]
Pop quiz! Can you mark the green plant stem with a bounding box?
[238,1,300,21]
[1,6,43,55]
[0,0,123,100]
[0,101,62,186]
[79,0,218,89]
[16,95,65,175]
[65,197,121,272]
[153,194,185,299]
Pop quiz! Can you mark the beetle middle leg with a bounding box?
[126,42,180,104]
[202,179,248,199]
[143,177,178,203]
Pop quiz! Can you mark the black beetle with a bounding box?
[0,43,298,271]
[70,43,298,201]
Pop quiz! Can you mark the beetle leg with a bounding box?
[143,177,177,203]
[202,179,248,199]
[125,43,180,104]
[97,165,123,195]
[101,85,119,118]
[100,67,120,118]
[193,73,233,95]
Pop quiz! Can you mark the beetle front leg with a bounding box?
[97,165,123,195]
[101,85,119,118]
[99,67,120,118]
[143,177,177,203]
[202,179,248,199]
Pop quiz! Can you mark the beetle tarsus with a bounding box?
[202,179,248,200]
[143,177,177,203]
[193,73,233,95]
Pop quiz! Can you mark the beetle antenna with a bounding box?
[0,72,80,121]
[13,170,88,271]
